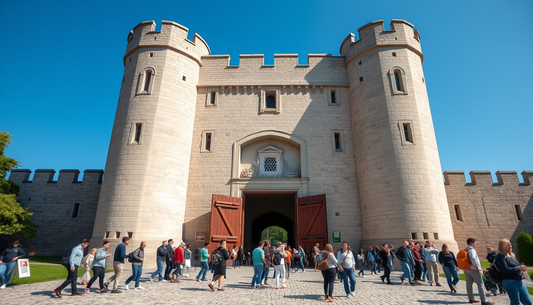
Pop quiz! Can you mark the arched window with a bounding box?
[389,66,408,95]
[136,67,156,95]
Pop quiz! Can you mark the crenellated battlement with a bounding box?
[124,20,210,66]
[8,169,104,184]
[339,19,423,66]
[198,53,348,87]
[444,170,533,186]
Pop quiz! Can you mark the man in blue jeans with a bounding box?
[150,241,168,283]
[251,241,265,288]
[196,242,210,281]
[125,241,146,290]
[395,240,415,285]
[54,239,90,298]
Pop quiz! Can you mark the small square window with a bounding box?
[411,232,418,240]
[149,53,153,57]
[182,75,187,81]
[115,232,121,239]
[260,89,280,114]
[392,52,397,57]
[359,76,363,82]
[104,231,110,238]
[434,233,439,240]
[358,60,362,65]
[128,232,134,238]
[423,232,429,240]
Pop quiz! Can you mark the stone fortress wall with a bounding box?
[444,170,533,260]
[7,169,103,256]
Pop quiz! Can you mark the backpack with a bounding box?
[128,250,136,263]
[374,251,382,264]
[211,249,223,265]
[456,248,472,270]
[488,262,503,284]
[61,250,72,267]
[273,252,282,266]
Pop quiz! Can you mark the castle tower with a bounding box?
[91,21,210,264]
[340,20,458,250]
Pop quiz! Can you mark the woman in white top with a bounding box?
[337,242,356,298]
[315,244,339,302]
[80,248,96,285]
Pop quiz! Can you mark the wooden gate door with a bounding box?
[297,194,328,251]
[209,194,242,263]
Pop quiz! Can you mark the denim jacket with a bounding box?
[92,247,108,268]
[69,244,84,267]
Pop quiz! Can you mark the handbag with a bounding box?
[317,253,330,271]
[338,251,350,272]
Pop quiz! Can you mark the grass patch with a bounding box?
[8,264,113,286]
[439,272,466,281]
[528,287,533,296]
[528,270,533,278]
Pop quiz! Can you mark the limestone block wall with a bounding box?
[91,21,210,267]
[341,20,457,251]
[183,53,363,251]
[7,169,103,256]
[444,171,533,260]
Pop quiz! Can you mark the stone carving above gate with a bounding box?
[241,146,300,178]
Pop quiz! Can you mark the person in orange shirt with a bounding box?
[284,247,292,279]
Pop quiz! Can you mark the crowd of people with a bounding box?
[1,236,531,304]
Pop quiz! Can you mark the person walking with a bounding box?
[337,241,357,297]
[315,244,340,302]
[295,245,305,272]
[208,240,230,291]
[238,245,245,268]
[356,248,366,278]
[196,242,210,282]
[54,238,90,298]
[424,241,441,286]
[438,243,459,293]
[251,241,265,288]
[164,239,174,280]
[103,236,130,293]
[284,246,292,279]
[231,245,239,269]
[461,238,494,305]
[184,244,192,277]
[125,241,145,290]
[379,244,392,284]
[150,240,168,283]
[0,240,27,289]
[313,243,320,271]
[273,243,288,289]
[412,242,423,283]
[86,240,112,293]
[494,239,532,305]
[366,247,376,275]
[395,240,415,285]
[374,246,382,274]
[173,243,185,279]
[261,241,273,286]
[80,248,96,285]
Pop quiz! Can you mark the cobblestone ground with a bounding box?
[1,266,511,305]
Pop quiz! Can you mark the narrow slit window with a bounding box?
[454,205,463,221]
[127,232,134,238]
[134,123,142,144]
[104,231,110,238]
[205,133,212,152]
[411,232,418,240]
[423,232,429,240]
[394,70,403,91]
[210,91,216,105]
[334,133,342,152]
[515,205,524,221]
[330,90,336,104]
[115,232,121,239]
[403,123,413,143]
[144,70,152,92]
[71,203,80,219]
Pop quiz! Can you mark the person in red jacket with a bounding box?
[172,243,185,280]
[412,242,423,284]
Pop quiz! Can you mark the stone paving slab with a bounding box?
[1,266,512,305]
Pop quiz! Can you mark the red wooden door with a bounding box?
[297,194,328,250]
[209,194,242,262]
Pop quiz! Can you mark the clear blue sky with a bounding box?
[1,0,531,182]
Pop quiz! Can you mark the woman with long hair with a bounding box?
[357,248,366,278]
[80,248,96,285]
[315,244,340,302]
[438,244,459,293]
[494,239,531,305]
[378,244,392,284]
[337,241,357,297]
[0,240,27,289]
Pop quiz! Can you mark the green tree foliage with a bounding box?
[0,131,38,238]
[516,231,533,265]
[261,226,288,244]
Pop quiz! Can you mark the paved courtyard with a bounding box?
[1,266,513,305]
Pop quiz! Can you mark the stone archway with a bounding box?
[252,213,294,247]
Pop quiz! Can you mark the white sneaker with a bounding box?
[135,286,145,290]
[362,275,366,278]
[350,292,355,297]
[149,277,153,283]
[161,279,168,283]
[0,284,6,289]
[85,288,90,294]
[125,284,129,290]
[346,294,351,298]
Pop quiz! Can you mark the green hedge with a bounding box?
[516,231,533,265]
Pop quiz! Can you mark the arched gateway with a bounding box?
[209,131,328,255]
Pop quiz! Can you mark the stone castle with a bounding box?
[8,19,532,266]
